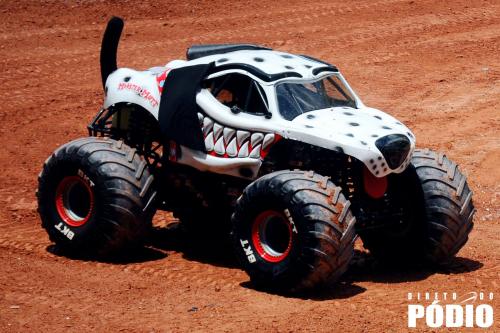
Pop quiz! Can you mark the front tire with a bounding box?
[37,137,157,256]
[359,149,475,264]
[231,170,356,292]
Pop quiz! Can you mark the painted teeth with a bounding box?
[251,133,264,147]
[238,142,249,157]
[213,123,223,140]
[249,144,262,158]
[262,133,275,150]
[214,136,225,155]
[223,127,235,145]
[200,115,274,159]
[202,117,214,136]
[226,138,238,157]
[236,130,250,147]
[204,132,214,152]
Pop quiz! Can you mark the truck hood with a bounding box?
[289,106,416,177]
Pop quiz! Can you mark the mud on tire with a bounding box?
[360,149,475,264]
[37,137,157,256]
[231,170,356,292]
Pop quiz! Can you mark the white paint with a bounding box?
[102,48,416,179]
[177,145,261,179]
[104,68,162,118]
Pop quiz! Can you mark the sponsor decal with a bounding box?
[118,82,159,108]
[407,291,494,328]
[54,222,75,240]
[240,239,256,263]
[77,169,94,187]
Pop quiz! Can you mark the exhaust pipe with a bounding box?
[100,16,124,89]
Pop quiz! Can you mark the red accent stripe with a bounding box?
[156,69,171,94]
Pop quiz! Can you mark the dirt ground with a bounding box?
[0,0,499,332]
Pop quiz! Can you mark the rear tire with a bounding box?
[359,149,475,264]
[37,137,157,256]
[231,170,356,292]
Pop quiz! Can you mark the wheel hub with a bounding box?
[55,175,94,227]
[251,210,293,263]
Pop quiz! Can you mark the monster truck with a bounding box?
[37,17,475,292]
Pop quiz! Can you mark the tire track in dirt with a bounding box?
[1,220,498,293]
[0,222,247,292]
[0,0,429,66]
[2,2,497,86]
[0,0,400,41]
[2,2,497,118]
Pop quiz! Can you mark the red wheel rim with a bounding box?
[55,175,94,227]
[251,210,293,263]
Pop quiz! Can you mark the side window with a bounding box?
[325,76,356,108]
[206,73,269,116]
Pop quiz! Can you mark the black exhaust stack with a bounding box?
[100,16,124,89]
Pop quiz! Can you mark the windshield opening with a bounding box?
[276,74,357,120]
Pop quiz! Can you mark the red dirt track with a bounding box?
[0,0,499,332]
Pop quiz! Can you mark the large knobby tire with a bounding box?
[231,170,356,292]
[360,148,475,264]
[37,137,157,256]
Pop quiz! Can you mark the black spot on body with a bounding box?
[346,133,354,137]
[343,112,354,116]
[361,141,367,145]
[281,54,293,59]
[372,165,376,170]
[378,156,382,160]
[395,121,402,125]
[371,134,379,138]
[254,57,264,62]
[124,76,131,82]
[305,125,314,128]
[383,168,388,172]
[381,162,386,167]
[374,115,382,120]
[218,58,229,63]
[349,122,359,126]
[375,171,380,175]
[285,65,294,70]
[304,64,312,69]
[334,146,344,153]
[407,132,414,138]
[370,159,374,164]
[382,126,392,130]
[306,114,315,119]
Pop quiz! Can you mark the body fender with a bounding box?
[104,68,162,119]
